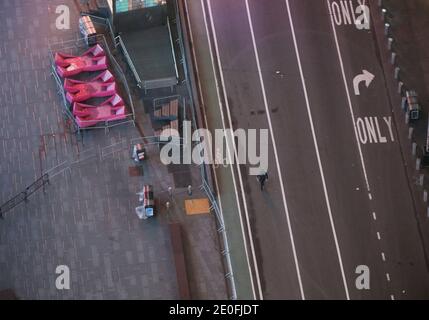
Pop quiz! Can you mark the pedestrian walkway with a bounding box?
[0,0,226,300]
[378,0,429,132]
[180,0,255,299]
[370,0,429,262]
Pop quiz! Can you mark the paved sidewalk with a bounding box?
[370,0,429,265]
[0,0,226,300]
[378,0,429,142]
[182,0,255,299]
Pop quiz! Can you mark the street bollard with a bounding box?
[381,8,387,20]
[168,186,173,198]
[412,142,417,156]
[401,96,407,111]
[394,66,400,79]
[424,190,428,202]
[187,185,192,196]
[408,127,414,140]
[398,81,404,94]
[405,112,409,124]
[417,158,421,171]
[384,23,390,36]
[391,52,397,65]
[387,37,394,51]
[420,174,425,186]
[166,201,171,220]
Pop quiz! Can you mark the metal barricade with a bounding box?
[0,174,50,219]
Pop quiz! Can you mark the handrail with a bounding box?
[80,13,116,46]
[115,35,142,88]
[0,174,50,219]
[50,63,80,132]
[167,17,179,80]
[97,34,136,119]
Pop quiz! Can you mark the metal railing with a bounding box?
[173,0,237,299]
[48,35,136,134]
[51,62,80,133]
[115,17,178,92]
[167,17,180,80]
[115,34,143,88]
[0,174,50,219]
[80,13,116,46]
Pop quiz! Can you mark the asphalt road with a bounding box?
[198,0,429,299]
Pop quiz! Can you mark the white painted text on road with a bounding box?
[329,0,370,30]
[356,116,395,144]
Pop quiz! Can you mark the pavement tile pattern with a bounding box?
[0,0,226,299]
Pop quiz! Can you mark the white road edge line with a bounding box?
[285,0,350,300]
[184,0,237,299]
[245,0,307,300]
[326,0,371,193]
[204,0,262,300]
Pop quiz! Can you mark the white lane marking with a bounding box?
[184,0,237,299]
[201,0,258,300]
[206,0,263,300]
[372,212,377,220]
[245,0,305,300]
[327,0,371,193]
[381,252,386,262]
[285,0,350,300]
[377,232,381,240]
[328,0,397,296]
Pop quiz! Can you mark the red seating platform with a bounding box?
[55,44,107,77]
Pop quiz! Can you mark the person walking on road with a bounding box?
[257,171,268,191]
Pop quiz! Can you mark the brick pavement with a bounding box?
[0,0,226,299]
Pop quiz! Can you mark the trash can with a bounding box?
[136,185,155,219]
[132,143,146,163]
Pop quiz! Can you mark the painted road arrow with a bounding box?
[353,70,375,96]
